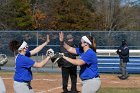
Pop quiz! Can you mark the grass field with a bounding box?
[98,88,140,93]
[0,71,140,93]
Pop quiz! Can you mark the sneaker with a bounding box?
[70,90,80,93]
[62,89,69,93]
[71,91,77,93]
[119,76,128,80]
[118,75,122,79]
[118,75,122,78]
[61,91,69,93]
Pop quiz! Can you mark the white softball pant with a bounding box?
[82,77,101,93]
[13,81,34,93]
[0,76,6,93]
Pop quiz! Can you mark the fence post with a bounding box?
[36,31,39,57]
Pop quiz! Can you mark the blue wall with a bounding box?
[98,57,140,74]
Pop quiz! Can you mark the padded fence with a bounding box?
[98,57,140,74]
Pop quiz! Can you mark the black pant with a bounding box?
[61,66,77,92]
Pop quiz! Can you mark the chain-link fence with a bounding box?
[0,31,140,73]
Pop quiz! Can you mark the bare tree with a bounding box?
[86,0,140,31]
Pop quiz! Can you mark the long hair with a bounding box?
[87,36,96,52]
[9,40,22,53]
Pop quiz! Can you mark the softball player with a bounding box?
[59,32,101,93]
[9,35,51,93]
[0,54,8,93]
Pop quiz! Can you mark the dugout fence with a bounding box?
[0,31,140,73]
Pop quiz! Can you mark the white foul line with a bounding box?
[47,83,81,92]
[2,78,58,81]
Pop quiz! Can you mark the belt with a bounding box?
[82,75,100,81]
[93,75,100,78]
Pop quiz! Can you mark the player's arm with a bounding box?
[33,56,50,68]
[63,42,77,54]
[63,56,85,66]
[30,34,50,56]
[59,32,77,54]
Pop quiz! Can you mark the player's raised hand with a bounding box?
[46,34,50,44]
[59,31,64,42]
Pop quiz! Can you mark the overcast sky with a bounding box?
[121,0,139,6]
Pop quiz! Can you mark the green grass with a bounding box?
[98,88,140,93]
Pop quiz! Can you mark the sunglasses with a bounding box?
[80,41,87,44]
[23,46,29,49]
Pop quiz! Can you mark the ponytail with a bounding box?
[92,37,96,52]
[87,36,96,52]
[9,40,21,53]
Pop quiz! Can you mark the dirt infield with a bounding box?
[1,72,140,93]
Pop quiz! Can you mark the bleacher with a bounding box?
[97,49,140,74]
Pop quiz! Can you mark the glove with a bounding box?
[0,54,8,66]
[51,52,64,64]
[46,48,54,58]
[116,49,121,54]
[46,49,64,69]
[51,52,64,59]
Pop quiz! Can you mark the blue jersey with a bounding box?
[76,48,99,80]
[14,50,35,82]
